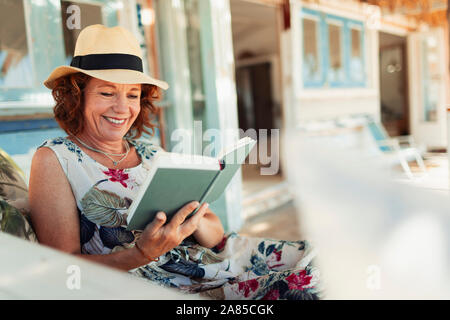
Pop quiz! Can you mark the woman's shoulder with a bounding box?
[128,138,165,160]
[38,136,84,163]
[39,136,74,149]
[31,142,65,176]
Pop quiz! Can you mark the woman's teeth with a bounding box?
[104,117,126,124]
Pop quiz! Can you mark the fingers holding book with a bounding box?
[144,211,167,236]
[134,201,209,262]
[169,201,201,227]
[178,202,209,236]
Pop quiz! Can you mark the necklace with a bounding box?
[73,135,130,167]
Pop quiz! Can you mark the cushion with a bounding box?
[0,148,28,203]
[0,147,36,242]
[0,200,37,242]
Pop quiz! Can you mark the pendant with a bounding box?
[113,161,118,166]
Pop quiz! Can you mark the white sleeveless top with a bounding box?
[39,136,162,255]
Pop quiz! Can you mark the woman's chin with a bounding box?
[99,129,129,141]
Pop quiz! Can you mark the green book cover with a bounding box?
[126,137,256,230]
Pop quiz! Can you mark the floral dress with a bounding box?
[39,137,322,300]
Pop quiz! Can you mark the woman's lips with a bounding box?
[103,116,127,125]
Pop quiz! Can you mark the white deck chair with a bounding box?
[366,120,427,179]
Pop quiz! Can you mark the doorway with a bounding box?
[379,32,409,137]
[230,0,289,219]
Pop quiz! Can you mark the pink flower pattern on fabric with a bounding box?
[238,279,259,298]
[267,248,284,270]
[103,169,129,188]
[286,270,313,291]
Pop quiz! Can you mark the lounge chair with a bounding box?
[366,120,427,179]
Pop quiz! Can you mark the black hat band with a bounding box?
[70,53,143,72]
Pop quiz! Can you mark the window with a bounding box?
[301,8,366,88]
[0,0,129,120]
[0,0,33,88]
[327,20,344,85]
[302,13,322,87]
[349,24,364,84]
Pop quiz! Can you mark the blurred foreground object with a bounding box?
[285,129,450,299]
[0,232,201,299]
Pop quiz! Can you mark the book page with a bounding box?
[217,136,256,161]
[159,152,220,170]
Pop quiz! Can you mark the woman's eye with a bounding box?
[128,95,139,99]
[100,92,114,97]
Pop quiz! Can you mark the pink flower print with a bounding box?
[267,248,284,270]
[286,270,313,291]
[237,279,259,298]
[103,169,129,188]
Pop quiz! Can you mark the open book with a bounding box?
[126,137,257,230]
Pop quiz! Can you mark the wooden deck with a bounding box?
[239,201,303,241]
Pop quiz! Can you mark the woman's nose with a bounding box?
[112,92,129,113]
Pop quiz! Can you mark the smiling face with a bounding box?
[82,77,141,143]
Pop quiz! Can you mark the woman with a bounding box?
[29,24,320,300]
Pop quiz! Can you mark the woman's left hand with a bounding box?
[135,201,210,261]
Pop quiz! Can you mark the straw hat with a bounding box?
[43,24,169,90]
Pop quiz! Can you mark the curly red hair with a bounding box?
[51,72,160,139]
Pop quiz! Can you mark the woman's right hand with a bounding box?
[134,201,209,261]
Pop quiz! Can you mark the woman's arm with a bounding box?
[29,147,81,253]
